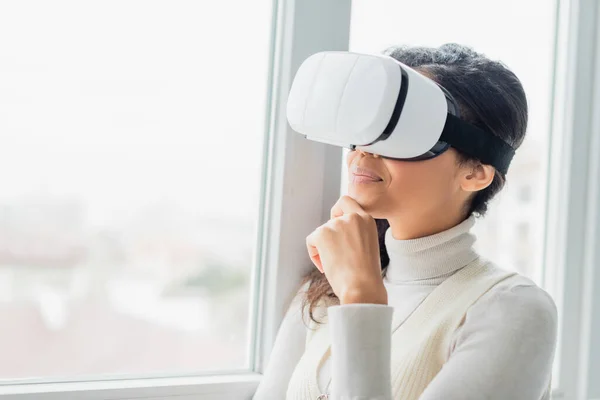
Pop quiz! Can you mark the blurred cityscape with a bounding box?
[0,197,255,379]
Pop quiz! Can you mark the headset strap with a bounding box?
[440,113,515,175]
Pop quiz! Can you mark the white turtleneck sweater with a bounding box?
[252,217,557,400]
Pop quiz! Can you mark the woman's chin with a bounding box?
[347,185,383,214]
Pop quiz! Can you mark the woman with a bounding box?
[253,43,557,400]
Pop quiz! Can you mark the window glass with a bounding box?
[0,0,273,380]
[348,0,556,284]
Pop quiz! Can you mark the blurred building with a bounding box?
[0,196,255,379]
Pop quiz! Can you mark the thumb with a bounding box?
[306,229,324,273]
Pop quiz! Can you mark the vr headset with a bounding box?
[286,51,515,175]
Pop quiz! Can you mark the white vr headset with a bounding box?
[286,51,515,175]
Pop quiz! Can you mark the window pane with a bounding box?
[349,0,555,283]
[0,0,273,380]
[348,0,557,387]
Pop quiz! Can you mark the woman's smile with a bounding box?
[350,165,384,184]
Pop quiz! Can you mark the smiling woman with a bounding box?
[255,43,557,400]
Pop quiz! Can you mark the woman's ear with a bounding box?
[460,163,495,193]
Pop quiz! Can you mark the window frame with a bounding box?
[1,0,599,398]
[249,0,351,381]
[543,0,600,399]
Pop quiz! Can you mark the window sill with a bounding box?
[0,373,261,400]
[0,376,568,399]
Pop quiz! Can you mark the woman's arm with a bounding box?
[326,284,556,400]
[328,303,394,399]
[419,284,557,400]
[252,284,308,400]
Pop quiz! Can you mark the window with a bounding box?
[0,0,273,380]
[1,1,598,399]
[518,185,533,203]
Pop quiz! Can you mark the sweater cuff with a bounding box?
[328,304,393,400]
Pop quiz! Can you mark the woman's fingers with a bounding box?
[306,205,385,304]
[330,195,368,219]
[306,228,324,273]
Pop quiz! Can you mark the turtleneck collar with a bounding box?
[384,216,479,284]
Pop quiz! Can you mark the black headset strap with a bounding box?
[440,113,515,175]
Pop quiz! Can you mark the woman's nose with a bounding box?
[357,149,380,158]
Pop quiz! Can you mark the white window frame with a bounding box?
[544,0,600,399]
[1,0,599,398]
[250,0,351,378]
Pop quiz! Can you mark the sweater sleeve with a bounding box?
[252,284,309,400]
[419,284,558,400]
[328,303,395,400]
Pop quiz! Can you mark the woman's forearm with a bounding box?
[328,304,394,400]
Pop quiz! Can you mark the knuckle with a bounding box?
[327,220,339,230]
[336,214,350,224]
[320,224,334,235]
[309,225,324,238]
[348,212,361,222]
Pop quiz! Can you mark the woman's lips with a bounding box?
[351,166,383,184]
[352,174,382,184]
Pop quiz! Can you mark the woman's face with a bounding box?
[346,148,471,222]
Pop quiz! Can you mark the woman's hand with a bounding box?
[306,195,387,305]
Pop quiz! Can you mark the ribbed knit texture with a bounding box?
[286,258,517,400]
[384,216,479,284]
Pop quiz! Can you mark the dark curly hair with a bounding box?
[302,43,529,323]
